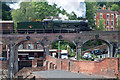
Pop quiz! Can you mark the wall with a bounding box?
[45,55,120,78]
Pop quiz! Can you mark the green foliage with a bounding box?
[2,2,12,20]
[117,54,120,58]
[11,2,62,29]
[97,18,105,31]
[68,12,78,20]
[85,2,97,29]
[52,40,75,50]
[111,4,119,11]
[70,53,75,57]
[82,39,104,51]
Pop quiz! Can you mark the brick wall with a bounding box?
[45,55,120,78]
[0,44,2,56]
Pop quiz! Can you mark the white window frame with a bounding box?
[107,20,109,26]
[37,44,41,49]
[111,14,114,18]
[19,44,23,49]
[27,43,34,50]
[100,13,103,18]
[107,26,109,31]
[111,26,114,31]
[107,14,109,18]
[111,20,114,26]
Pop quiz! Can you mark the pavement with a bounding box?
[32,69,106,79]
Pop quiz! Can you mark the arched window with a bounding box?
[19,44,23,49]
[27,43,34,50]
[37,44,42,49]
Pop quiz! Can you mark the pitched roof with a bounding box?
[97,9,118,14]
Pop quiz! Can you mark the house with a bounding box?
[95,5,118,31]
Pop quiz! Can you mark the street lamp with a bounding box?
[58,41,61,59]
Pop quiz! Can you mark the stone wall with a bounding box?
[45,55,120,78]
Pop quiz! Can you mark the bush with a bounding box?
[117,54,120,58]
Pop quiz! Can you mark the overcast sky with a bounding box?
[9,0,86,19]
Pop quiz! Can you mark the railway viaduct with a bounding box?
[1,31,120,78]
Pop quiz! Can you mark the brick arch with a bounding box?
[49,38,76,49]
[49,37,75,47]
[82,38,111,48]
[15,37,37,47]
[81,38,112,57]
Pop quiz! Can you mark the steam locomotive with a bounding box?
[2,19,91,34]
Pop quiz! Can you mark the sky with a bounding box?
[8,0,86,19]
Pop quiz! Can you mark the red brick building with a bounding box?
[95,5,118,31]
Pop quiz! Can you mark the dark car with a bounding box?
[0,57,7,61]
[91,49,102,55]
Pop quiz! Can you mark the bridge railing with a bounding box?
[1,29,78,34]
[1,29,120,34]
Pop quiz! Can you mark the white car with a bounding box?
[61,54,68,59]
[82,53,91,59]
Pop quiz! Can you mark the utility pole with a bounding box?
[58,41,61,59]
[8,43,14,79]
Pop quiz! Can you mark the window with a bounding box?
[111,27,114,31]
[27,43,34,50]
[111,14,114,18]
[107,20,109,26]
[106,26,109,31]
[19,44,23,49]
[107,14,109,18]
[100,13,102,18]
[111,20,114,26]
[37,44,41,49]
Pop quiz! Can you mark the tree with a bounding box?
[52,40,75,50]
[68,11,78,20]
[116,16,120,31]
[97,18,105,31]
[11,2,62,29]
[2,2,12,20]
[85,2,97,29]
[111,4,119,11]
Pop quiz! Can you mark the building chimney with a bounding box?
[103,5,106,10]
[108,7,111,11]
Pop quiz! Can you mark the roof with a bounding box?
[0,21,14,23]
[97,10,118,14]
[18,49,57,52]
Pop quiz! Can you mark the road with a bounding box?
[33,69,107,79]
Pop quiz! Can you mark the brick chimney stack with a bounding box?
[103,5,106,10]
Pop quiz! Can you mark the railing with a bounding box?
[1,29,120,34]
[1,29,81,34]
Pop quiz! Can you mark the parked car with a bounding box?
[0,57,7,61]
[91,49,102,55]
[61,50,68,59]
[82,53,91,59]
[61,54,68,59]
